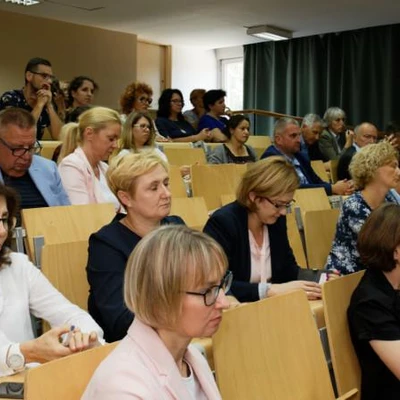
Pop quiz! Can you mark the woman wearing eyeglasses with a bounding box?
[116,111,167,162]
[203,156,322,303]
[83,225,229,399]
[155,89,212,142]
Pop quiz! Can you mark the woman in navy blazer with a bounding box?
[203,156,322,302]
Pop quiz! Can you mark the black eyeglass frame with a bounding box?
[0,137,42,157]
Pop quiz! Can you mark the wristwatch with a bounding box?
[6,344,25,372]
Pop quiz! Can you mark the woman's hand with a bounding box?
[195,128,212,142]
[269,281,322,300]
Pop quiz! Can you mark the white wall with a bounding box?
[171,47,218,110]
[215,45,244,61]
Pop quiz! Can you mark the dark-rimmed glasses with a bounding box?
[28,71,55,81]
[138,96,152,105]
[264,197,296,211]
[186,270,233,306]
[0,137,42,157]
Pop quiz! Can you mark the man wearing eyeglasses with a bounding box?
[0,108,70,217]
[0,57,62,140]
[337,123,379,180]
[261,117,354,196]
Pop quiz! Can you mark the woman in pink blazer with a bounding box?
[83,225,231,399]
[58,107,121,212]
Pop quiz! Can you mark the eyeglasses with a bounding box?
[133,123,151,130]
[171,99,184,106]
[0,217,8,230]
[29,71,55,81]
[186,270,233,306]
[264,197,296,211]
[0,137,42,157]
[138,96,152,105]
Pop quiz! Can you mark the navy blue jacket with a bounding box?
[87,214,184,342]
[261,145,332,195]
[203,201,299,302]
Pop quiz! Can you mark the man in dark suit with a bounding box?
[300,113,325,161]
[261,117,353,195]
[337,122,378,180]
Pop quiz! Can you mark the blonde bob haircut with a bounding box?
[58,106,121,161]
[119,111,155,152]
[237,156,299,212]
[107,150,168,201]
[349,142,398,190]
[124,225,228,329]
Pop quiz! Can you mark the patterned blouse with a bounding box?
[325,191,396,274]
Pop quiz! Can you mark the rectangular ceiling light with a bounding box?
[4,0,40,5]
[247,25,292,41]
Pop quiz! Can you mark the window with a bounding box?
[220,58,243,111]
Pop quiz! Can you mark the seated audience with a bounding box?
[183,88,206,129]
[58,107,121,211]
[348,203,400,400]
[0,108,69,213]
[66,76,98,112]
[198,89,229,142]
[326,142,400,274]
[119,81,168,142]
[87,152,184,342]
[319,106,354,161]
[337,122,378,180]
[203,157,321,303]
[116,111,167,162]
[155,89,211,142]
[83,225,228,399]
[0,57,62,140]
[208,115,257,164]
[261,117,353,195]
[0,184,103,377]
[300,113,325,162]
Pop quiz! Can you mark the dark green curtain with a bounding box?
[244,24,400,135]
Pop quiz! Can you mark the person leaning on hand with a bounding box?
[0,184,103,377]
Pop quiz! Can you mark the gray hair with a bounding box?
[273,117,299,139]
[323,107,346,126]
[354,122,377,137]
[301,113,323,128]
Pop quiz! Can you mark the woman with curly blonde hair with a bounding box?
[326,141,400,274]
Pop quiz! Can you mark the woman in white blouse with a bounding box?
[58,107,122,212]
[0,184,103,377]
[116,111,167,162]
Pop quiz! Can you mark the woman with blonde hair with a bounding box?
[84,225,229,399]
[58,106,121,211]
[326,141,400,274]
[203,156,321,302]
[86,151,184,342]
[116,111,167,162]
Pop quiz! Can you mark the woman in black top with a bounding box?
[86,151,184,342]
[155,88,210,142]
[348,203,400,400]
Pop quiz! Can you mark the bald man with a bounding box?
[337,122,378,180]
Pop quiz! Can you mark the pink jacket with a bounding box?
[82,319,221,400]
[58,147,109,206]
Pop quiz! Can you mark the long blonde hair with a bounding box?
[58,106,121,161]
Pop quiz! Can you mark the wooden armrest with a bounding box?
[336,388,358,400]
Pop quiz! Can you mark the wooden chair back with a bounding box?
[21,203,115,261]
[246,135,272,149]
[303,208,340,268]
[168,165,188,197]
[330,159,339,183]
[311,160,330,182]
[286,212,307,268]
[163,147,206,166]
[294,188,331,217]
[159,142,193,149]
[170,197,209,231]
[191,164,247,210]
[213,290,357,400]
[323,271,365,400]
[41,241,89,311]
[24,342,118,400]
[220,194,236,206]
[39,140,62,160]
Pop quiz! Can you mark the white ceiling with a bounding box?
[0,0,399,49]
